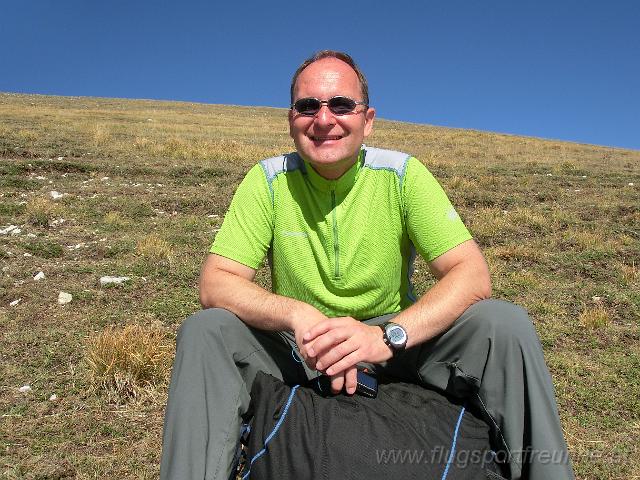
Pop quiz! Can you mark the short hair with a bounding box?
[290,50,369,106]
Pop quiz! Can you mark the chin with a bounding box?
[303,144,357,164]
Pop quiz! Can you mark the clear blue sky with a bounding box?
[2,0,639,150]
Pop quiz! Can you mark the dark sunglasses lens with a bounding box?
[328,97,357,114]
[294,98,321,115]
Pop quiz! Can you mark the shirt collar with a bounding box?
[301,146,365,194]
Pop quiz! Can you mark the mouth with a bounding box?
[309,135,343,142]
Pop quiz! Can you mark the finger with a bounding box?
[303,354,317,370]
[302,319,335,342]
[325,349,362,376]
[344,367,358,395]
[330,373,345,394]
[306,328,351,358]
[315,338,358,371]
[303,318,348,342]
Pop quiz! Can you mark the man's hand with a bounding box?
[289,308,359,394]
[299,317,393,394]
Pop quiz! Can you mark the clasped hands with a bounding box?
[294,316,393,395]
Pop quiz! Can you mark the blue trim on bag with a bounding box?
[242,384,300,479]
[440,405,466,480]
[291,347,303,363]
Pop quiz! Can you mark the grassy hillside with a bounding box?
[1,92,638,479]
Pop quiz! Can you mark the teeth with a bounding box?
[312,136,341,141]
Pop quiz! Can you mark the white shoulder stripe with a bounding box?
[259,152,305,203]
[362,146,411,187]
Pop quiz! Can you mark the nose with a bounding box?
[314,104,336,128]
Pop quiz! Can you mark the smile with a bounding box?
[310,135,343,141]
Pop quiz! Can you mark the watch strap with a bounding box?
[379,322,394,349]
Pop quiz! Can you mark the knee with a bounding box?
[463,299,538,344]
[177,308,243,345]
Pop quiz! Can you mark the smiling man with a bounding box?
[160,51,574,480]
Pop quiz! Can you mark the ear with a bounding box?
[288,108,294,138]
[363,106,376,137]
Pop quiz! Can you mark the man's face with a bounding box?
[289,58,376,180]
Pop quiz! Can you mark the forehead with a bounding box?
[293,58,362,99]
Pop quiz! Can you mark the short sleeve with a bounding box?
[403,157,472,261]
[209,164,274,269]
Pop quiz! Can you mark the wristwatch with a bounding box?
[379,322,408,354]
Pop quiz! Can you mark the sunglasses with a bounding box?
[291,96,368,116]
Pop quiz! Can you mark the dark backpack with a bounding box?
[235,372,508,479]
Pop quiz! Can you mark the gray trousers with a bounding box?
[160,299,574,480]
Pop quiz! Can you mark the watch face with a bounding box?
[387,325,407,346]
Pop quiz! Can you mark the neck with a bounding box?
[313,163,354,180]
[308,152,362,180]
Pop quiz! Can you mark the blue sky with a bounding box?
[2,0,639,150]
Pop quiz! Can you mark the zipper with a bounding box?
[331,189,340,278]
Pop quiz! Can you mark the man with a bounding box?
[160,50,574,480]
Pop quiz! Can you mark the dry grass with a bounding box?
[85,323,173,403]
[91,123,111,146]
[579,304,612,329]
[24,197,60,227]
[103,210,127,227]
[619,262,638,284]
[136,234,174,265]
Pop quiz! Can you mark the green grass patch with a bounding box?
[22,239,64,258]
[0,202,25,216]
[0,176,40,190]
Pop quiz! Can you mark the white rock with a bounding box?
[36,176,46,180]
[11,228,21,236]
[50,191,64,200]
[207,214,219,218]
[50,218,65,226]
[57,156,64,160]
[19,385,32,393]
[26,233,36,238]
[58,291,73,304]
[592,296,602,302]
[629,183,635,186]
[100,276,131,286]
[101,177,109,181]
[23,253,32,257]
[10,298,22,307]
[34,271,45,281]
[546,173,553,176]
[0,225,19,235]
[49,393,58,401]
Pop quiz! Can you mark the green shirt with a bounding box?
[211,145,471,319]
